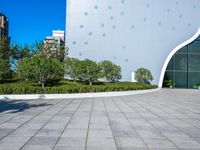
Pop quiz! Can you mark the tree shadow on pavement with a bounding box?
[0,99,52,113]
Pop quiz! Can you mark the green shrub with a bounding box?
[0,80,157,94]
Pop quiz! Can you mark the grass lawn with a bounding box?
[0,79,157,94]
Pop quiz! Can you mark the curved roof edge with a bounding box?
[158,27,200,88]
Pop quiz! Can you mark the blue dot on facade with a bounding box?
[80,25,84,28]
[94,5,98,10]
[101,24,104,27]
[112,25,116,29]
[79,53,83,56]
[172,27,176,31]
[89,32,93,36]
[72,41,76,45]
[102,33,106,37]
[120,12,125,16]
[84,41,88,45]
[158,21,162,26]
[108,6,112,10]
[110,16,114,20]
[121,0,125,4]
[125,59,129,62]
[131,25,135,29]
[146,4,150,8]
[84,12,88,16]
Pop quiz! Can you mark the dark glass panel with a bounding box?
[188,72,200,88]
[188,54,200,71]
[176,46,187,54]
[175,54,187,71]
[174,72,187,88]
[189,40,200,53]
[166,57,174,70]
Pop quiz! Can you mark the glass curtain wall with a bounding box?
[164,36,200,88]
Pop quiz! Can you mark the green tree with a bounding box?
[0,59,10,82]
[99,60,122,82]
[17,55,64,88]
[134,67,153,84]
[0,36,11,59]
[65,57,81,81]
[0,36,11,81]
[79,59,101,85]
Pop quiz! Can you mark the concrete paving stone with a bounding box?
[10,128,38,137]
[0,145,23,150]
[26,136,58,146]
[54,146,85,150]
[61,129,87,137]
[142,137,176,148]
[0,128,13,137]
[0,136,31,146]
[0,122,22,129]
[43,123,66,130]
[87,137,116,147]
[170,138,200,148]
[112,129,138,138]
[118,147,148,150]
[88,130,113,138]
[56,137,86,147]
[21,145,53,150]
[36,129,63,137]
[86,145,117,150]
[137,130,165,139]
[115,137,146,148]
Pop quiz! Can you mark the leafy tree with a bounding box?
[99,60,122,82]
[134,67,153,84]
[17,55,64,88]
[0,59,10,82]
[65,57,81,81]
[79,59,101,85]
[0,36,11,59]
[0,36,11,81]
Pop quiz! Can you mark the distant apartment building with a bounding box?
[45,30,65,45]
[43,30,65,61]
[0,13,9,40]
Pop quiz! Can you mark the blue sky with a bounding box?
[0,0,66,45]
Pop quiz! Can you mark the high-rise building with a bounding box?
[0,13,9,40]
[43,30,65,61]
[66,0,200,88]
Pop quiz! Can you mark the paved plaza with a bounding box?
[0,89,200,150]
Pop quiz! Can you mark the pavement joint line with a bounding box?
[112,97,150,150]
[130,96,200,146]
[19,99,74,150]
[102,97,118,150]
[0,99,51,125]
[84,98,94,150]
[52,99,83,150]
[0,98,64,141]
[123,97,179,149]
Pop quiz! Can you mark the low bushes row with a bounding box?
[0,82,157,94]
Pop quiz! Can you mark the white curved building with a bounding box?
[66,0,200,88]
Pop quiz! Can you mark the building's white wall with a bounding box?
[66,0,200,85]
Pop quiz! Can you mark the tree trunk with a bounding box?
[89,81,92,86]
[42,82,45,88]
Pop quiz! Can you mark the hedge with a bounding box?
[0,81,157,94]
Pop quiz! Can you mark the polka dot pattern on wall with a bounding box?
[69,0,200,71]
